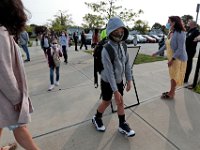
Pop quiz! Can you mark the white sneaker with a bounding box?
[48,84,54,91]
[92,116,106,132]
[118,122,135,137]
[55,81,59,86]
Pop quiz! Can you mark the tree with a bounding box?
[26,25,34,37]
[181,15,193,31]
[84,0,143,28]
[133,20,149,34]
[82,14,105,29]
[49,10,74,32]
[151,23,162,30]
[34,26,47,35]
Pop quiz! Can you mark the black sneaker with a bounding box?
[119,122,135,137]
[92,116,105,132]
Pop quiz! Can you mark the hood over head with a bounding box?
[106,16,129,41]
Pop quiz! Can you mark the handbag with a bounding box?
[53,52,61,67]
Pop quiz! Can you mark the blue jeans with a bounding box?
[21,45,30,60]
[50,66,60,85]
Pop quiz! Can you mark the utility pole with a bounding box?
[196,4,200,23]
[192,3,200,88]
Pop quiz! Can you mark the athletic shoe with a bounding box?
[55,81,59,86]
[92,116,105,132]
[48,84,54,91]
[118,122,135,137]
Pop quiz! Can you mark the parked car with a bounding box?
[136,34,147,43]
[150,34,162,43]
[142,35,156,43]
[125,34,134,44]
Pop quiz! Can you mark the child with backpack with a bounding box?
[92,17,135,137]
[46,39,62,91]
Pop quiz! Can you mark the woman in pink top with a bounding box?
[0,0,40,149]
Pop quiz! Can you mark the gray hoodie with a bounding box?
[101,17,132,92]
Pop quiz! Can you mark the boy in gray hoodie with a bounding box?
[92,17,135,137]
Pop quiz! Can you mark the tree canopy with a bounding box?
[84,0,143,28]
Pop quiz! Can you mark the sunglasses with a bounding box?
[52,43,57,44]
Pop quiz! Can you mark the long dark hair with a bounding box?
[169,16,186,32]
[0,0,28,35]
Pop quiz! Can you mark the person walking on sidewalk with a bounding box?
[0,0,40,149]
[80,31,87,50]
[92,16,135,137]
[47,39,62,91]
[59,31,69,63]
[19,30,30,62]
[41,33,51,59]
[73,32,78,51]
[153,16,187,99]
[91,28,100,48]
[184,20,199,83]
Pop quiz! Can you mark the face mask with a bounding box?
[166,23,171,30]
[110,32,124,42]
[52,44,57,49]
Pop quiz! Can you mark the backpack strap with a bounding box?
[104,42,128,64]
[122,42,127,55]
[104,43,115,64]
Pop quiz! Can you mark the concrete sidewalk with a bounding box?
[1,45,200,150]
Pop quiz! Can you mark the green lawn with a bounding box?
[84,50,167,65]
[134,53,167,64]
[194,83,200,94]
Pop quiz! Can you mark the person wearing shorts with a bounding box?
[92,16,135,137]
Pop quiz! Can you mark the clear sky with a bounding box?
[22,0,200,27]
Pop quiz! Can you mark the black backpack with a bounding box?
[93,40,127,88]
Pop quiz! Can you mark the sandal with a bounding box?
[1,143,17,150]
[161,92,174,99]
[162,92,169,96]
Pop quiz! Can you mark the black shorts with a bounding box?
[101,80,124,101]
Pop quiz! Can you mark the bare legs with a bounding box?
[168,79,176,98]
[13,126,39,150]
[0,128,2,137]
[0,126,39,150]
[97,98,125,115]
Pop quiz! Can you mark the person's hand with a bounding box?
[168,60,173,67]
[126,81,132,92]
[14,102,22,112]
[114,91,122,105]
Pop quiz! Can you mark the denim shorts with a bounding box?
[7,124,25,131]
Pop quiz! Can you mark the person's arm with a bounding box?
[125,51,132,82]
[125,51,132,92]
[172,32,185,59]
[102,48,118,92]
[0,35,22,105]
[26,32,29,42]
[153,44,166,56]
[58,47,63,57]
